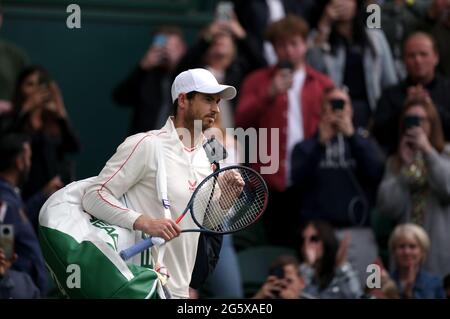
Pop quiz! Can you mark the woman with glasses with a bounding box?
[298,220,363,299]
[377,96,450,278]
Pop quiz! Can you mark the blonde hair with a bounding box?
[388,223,430,263]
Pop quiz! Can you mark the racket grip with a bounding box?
[119,237,165,261]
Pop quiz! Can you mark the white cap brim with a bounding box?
[195,84,237,100]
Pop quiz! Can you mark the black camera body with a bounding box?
[330,98,345,111]
[403,115,421,130]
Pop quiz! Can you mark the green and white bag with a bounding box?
[38,177,164,299]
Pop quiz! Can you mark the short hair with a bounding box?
[388,223,430,263]
[265,14,309,45]
[172,91,197,116]
[0,133,29,172]
[403,31,439,56]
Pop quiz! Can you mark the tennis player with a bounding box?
[82,68,243,299]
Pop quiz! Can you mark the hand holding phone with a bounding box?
[0,224,14,261]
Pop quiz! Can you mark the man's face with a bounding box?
[404,35,439,83]
[184,93,221,131]
[273,35,307,68]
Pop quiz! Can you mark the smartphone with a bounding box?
[152,34,167,47]
[216,1,233,21]
[403,115,421,130]
[0,224,14,260]
[330,98,345,111]
[269,266,285,279]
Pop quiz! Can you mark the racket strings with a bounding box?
[192,168,267,233]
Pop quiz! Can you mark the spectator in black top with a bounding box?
[113,26,187,134]
[11,66,80,228]
[176,12,266,128]
[373,31,450,156]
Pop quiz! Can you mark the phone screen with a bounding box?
[216,2,233,21]
[153,34,167,47]
[0,224,14,260]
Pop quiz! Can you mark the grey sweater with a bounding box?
[377,146,450,278]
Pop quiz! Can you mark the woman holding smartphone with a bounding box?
[377,96,450,278]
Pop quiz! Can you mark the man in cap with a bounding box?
[82,68,239,298]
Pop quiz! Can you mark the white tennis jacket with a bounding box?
[82,117,213,298]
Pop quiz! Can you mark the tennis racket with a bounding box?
[119,165,268,260]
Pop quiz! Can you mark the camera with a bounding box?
[403,115,421,130]
[330,98,345,111]
[0,224,14,260]
[269,266,285,279]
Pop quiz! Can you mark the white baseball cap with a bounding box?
[171,68,237,102]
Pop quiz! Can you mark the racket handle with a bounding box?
[119,237,165,261]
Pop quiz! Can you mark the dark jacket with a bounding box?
[0,269,41,299]
[0,179,48,295]
[391,269,446,299]
[113,66,174,134]
[291,131,384,227]
[373,75,450,155]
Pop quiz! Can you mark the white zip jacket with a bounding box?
[82,117,213,298]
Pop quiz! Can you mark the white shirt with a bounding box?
[286,68,306,186]
[82,117,213,298]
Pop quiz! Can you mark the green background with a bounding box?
[1,0,216,178]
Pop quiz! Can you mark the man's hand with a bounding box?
[269,69,293,98]
[140,46,166,70]
[133,215,181,241]
[318,113,336,145]
[0,248,17,277]
[217,170,245,210]
[42,176,64,197]
[335,109,354,137]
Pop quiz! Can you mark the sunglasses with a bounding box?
[302,235,320,243]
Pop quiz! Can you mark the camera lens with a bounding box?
[2,227,10,235]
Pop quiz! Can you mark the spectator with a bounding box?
[373,31,450,156]
[380,0,431,78]
[0,248,40,299]
[0,133,48,295]
[0,4,29,111]
[377,96,450,277]
[232,0,324,65]
[176,12,266,128]
[113,26,187,134]
[421,0,450,77]
[253,255,306,299]
[307,0,398,129]
[11,65,80,225]
[235,15,333,247]
[298,220,363,299]
[389,223,445,298]
[291,87,384,281]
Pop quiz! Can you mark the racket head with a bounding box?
[188,165,268,234]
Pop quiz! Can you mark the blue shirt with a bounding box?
[392,269,445,299]
[0,178,48,295]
